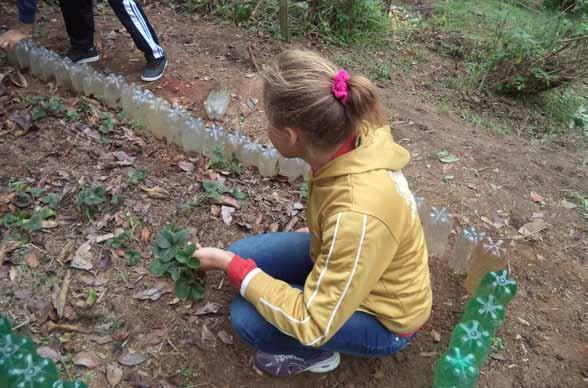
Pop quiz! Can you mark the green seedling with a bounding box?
[124,250,141,267]
[2,207,55,234]
[106,229,131,249]
[202,180,246,203]
[207,145,243,175]
[76,186,107,220]
[149,225,204,300]
[127,169,146,185]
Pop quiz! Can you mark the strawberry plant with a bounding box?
[148,226,204,300]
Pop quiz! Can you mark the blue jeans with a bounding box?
[228,232,415,359]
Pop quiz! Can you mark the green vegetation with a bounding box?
[182,0,391,45]
[202,180,246,203]
[207,145,243,175]
[148,226,204,300]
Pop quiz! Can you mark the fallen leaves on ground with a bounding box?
[37,346,62,363]
[71,240,94,270]
[221,206,235,225]
[53,270,71,318]
[178,161,195,173]
[530,191,545,204]
[217,330,233,345]
[140,185,171,200]
[194,302,222,316]
[518,219,548,237]
[73,351,100,369]
[118,348,146,366]
[24,247,42,268]
[107,363,124,387]
[133,283,171,301]
[0,240,21,262]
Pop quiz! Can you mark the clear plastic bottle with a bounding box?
[258,147,280,177]
[15,40,32,70]
[166,107,188,145]
[91,72,107,100]
[39,51,59,82]
[30,47,48,78]
[144,97,170,139]
[103,74,124,108]
[205,89,231,120]
[209,124,226,151]
[82,69,98,97]
[423,206,453,257]
[278,157,307,180]
[241,142,262,167]
[6,47,18,67]
[414,196,429,231]
[69,64,87,94]
[465,237,507,293]
[450,227,486,274]
[181,117,205,153]
[232,131,250,162]
[54,58,74,91]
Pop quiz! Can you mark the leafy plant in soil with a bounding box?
[207,145,243,175]
[2,207,55,236]
[148,226,204,300]
[202,180,246,203]
[76,186,108,220]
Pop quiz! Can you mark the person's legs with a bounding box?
[227,232,314,285]
[58,0,95,51]
[106,0,164,61]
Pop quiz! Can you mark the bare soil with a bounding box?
[1,2,587,388]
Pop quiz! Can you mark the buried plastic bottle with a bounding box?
[433,347,479,388]
[7,353,58,388]
[240,142,262,167]
[476,270,517,306]
[205,90,231,120]
[52,380,88,388]
[462,294,505,335]
[144,97,170,139]
[278,157,308,180]
[103,75,124,108]
[15,41,32,70]
[69,64,87,94]
[209,124,226,151]
[424,206,453,257]
[54,58,74,91]
[0,334,37,386]
[258,147,280,177]
[166,107,188,145]
[449,320,491,367]
[39,51,59,82]
[181,117,205,153]
[0,317,11,335]
[450,227,486,274]
[414,196,429,231]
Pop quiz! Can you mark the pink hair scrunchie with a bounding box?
[332,69,350,106]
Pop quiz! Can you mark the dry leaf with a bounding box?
[37,346,61,363]
[25,247,42,268]
[419,351,439,358]
[57,241,75,264]
[221,206,235,225]
[95,233,115,243]
[195,302,222,316]
[0,239,21,262]
[219,194,240,209]
[530,191,544,203]
[112,151,135,165]
[54,270,71,318]
[217,330,233,345]
[178,161,195,173]
[141,328,167,346]
[431,329,441,343]
[140,227,151,243]
[86,334,114,345]
[518,219,548,237]
[210,205,221,217]
[560,199,577,209]
[107,363,124,387]
[118,348,146,366]
[133,283,170,301]
[71,241,93,270]
[140,185,171,200]
[73,351,100,369]
[201,324,217,349]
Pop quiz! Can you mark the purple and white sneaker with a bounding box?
[254,350,341,377]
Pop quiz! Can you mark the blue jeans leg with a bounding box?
[228,233,414,358]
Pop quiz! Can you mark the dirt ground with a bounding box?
[1,2,587,388]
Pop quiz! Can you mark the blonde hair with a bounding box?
[262,50,386,148]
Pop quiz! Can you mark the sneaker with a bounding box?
[254,350,340,377]
[66,47,100,64]
[141,56,167,82]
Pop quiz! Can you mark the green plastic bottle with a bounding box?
[52,380,89,388]
[449,320,491,367]
[462,294,505,335]
[7,353,58,388]
[0,317,11,335]
[475,270,517,305]
[433,347,479,388]
[0,334,37,387]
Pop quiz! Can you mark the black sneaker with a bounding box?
[142,56,167,82]
[66,47,100,64]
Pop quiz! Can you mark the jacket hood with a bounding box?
[312,125,410,181]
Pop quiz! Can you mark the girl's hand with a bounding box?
[193,244,234,272]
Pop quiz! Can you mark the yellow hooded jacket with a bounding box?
[240,125,432,347]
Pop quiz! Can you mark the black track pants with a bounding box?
[58,0,164,61]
